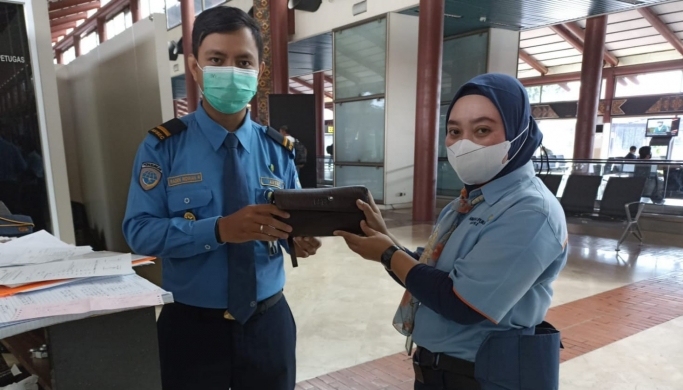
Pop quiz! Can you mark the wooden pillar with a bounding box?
[253,0,273,125]
[181,0,198,112]
[55,50,63,64]
[130,0,141,23]
[602,69,615,124]
[270,0,289,95]
[574,15,607,159]
[74,35,81,57]
[412,0,444,222]
[97,18,106,43]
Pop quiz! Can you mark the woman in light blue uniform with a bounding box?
[336,74,568,390]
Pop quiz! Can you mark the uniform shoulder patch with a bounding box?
[264,127,295,156]
[148,118,188,141]
[139,162,162,191]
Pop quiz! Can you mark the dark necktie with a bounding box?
[224,133,256,324]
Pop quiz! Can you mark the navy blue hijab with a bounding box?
[446,73,543,190]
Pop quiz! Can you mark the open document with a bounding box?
[0,231,92,266]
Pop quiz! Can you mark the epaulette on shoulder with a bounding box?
[148,118,188,141]
[265,126,294,155]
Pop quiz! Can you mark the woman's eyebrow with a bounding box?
[447,116,497,126]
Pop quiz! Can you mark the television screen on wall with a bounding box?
[645,118,679,137]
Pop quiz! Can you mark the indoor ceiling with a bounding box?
[402,0,679,37]
[518,0,683,78]
[288,32,332,78]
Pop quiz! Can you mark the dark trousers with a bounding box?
[414,376,480,390]
[157,296,296,390]
[413,348,480,390]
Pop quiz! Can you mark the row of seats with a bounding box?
[537,174,647,251]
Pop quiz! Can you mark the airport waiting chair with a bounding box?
[596,177,647,251]
[560,175,603,216]
[537,174,563,196]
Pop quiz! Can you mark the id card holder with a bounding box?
[268,241,279,256]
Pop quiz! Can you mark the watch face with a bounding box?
[382,246,398,270]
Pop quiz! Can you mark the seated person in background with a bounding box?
[636,146,663,201]
[638,146,652,160]
[624,146,637,159]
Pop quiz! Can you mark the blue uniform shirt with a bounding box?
[123,103,299,308]
[412,162,568,362]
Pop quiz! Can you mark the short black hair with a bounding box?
[280,125,290,134]
[630,146,637,152]
[192,7,263,61]
[638,146,651,159]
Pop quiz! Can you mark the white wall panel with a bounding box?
[384,13,418,206]
[58,15,172,253]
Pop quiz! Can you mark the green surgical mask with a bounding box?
[198,65,258,115]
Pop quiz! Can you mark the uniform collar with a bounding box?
[195,101,253,153]
[480,161,535,206]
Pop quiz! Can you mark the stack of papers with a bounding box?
[0,231,171,338]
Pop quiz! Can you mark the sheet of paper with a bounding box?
[0,254,134,287]
[0,230,92,266]
[0,274,170,323]
[15,292,164,321]
[0,294,173,339]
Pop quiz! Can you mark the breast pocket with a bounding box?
[167,186,214,219]
[254,188,275,206]
[254,175,285,205]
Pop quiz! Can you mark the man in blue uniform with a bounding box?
[122,7,321,389]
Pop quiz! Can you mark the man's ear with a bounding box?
[258,61,266,81]
[188,55,200,85]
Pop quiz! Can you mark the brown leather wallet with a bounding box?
[272,186,369,267]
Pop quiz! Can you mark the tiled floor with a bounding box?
[286,213,683,385]
[295,271,683,389]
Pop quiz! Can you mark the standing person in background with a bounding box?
[279,125,307,172]
[336,74,568,390]
[123,7,321,390]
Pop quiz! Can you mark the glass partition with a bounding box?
[333,19,387,201]
[334,18,386,100]
[334,98,385,163]
[441,32,488,103]
[0,2,53,232]
[335,166,384,201]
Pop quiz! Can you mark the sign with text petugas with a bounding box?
[0,55,25,63]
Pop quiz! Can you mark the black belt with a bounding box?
[413,347,480,389]
[174,291,283,321]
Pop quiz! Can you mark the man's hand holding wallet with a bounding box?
[271,186,370,267]
[215,204,321,259]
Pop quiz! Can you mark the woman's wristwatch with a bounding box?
[381,245,402,271]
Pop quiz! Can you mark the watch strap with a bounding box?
[381,245,401,271]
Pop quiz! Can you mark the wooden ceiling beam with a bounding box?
[292,77,333,99]
[49,1,100,20]
[563,21,619,67]
[50,12,88,26]
[550,24,584,54]
[519,49,548,75]
[638,7,683,57]
[51,21,79,33]
[49,0,98,12]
